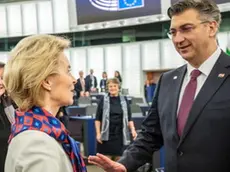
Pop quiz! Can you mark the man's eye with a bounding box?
[181,26,193,32]
[169,30,176,35]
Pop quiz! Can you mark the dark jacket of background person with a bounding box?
[74,78,91,98]
[100,79,107,92]
[115,75,122,83]
[57,106,69,128]
[0,95,16,172]
[85,75,98,89]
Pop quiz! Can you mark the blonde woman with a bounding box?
[4,35,86,172]
[95,78,137,161]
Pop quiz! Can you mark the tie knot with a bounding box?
[190,69,201,79]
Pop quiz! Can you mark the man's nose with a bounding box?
[172,32,185,44]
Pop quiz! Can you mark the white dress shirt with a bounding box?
[177,47,221,113]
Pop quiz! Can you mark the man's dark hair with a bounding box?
[168,0,221,27]
[0,62,5,68]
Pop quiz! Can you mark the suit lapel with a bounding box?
[178,52,230,147]
[169,65,187,142]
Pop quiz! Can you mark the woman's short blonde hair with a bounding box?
[4,34,70,111]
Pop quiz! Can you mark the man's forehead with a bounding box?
[170,9,200,28]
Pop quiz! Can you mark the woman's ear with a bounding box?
[42,77,53,91]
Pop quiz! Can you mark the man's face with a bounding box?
[90,69,94,75]
[79,71,84,77]
[170,9,217,63]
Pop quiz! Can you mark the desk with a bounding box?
[69,116,96,156]
[66,105,87,116]
[136,103,150,116]
[91,97,100,105]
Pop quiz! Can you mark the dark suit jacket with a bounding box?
[119,51,230,172]
[0,103,11,172]
[74,78,90,98]
[100,79,107,92]
[85,75,98,88]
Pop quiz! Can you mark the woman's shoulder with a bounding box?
[9,130,64,153]
[6,130,73,172]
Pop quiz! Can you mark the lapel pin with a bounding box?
[173,76,178,80]
[218,73,225,78]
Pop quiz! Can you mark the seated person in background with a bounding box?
[0,62,16,172]
[95,78,137,162]
[75,70,90,98]
[4,35,86,172]
[57,106,69,128]
[100,71,107,92]
[85,69,98,93]
[144,79,156,104]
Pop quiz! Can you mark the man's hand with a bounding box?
[88,153,127,172]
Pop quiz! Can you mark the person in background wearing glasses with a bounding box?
[88,0,230,172]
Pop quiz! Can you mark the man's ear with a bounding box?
[42,77,53,91]
[209,21,218,37]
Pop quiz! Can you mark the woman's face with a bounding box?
[0,67,6,96]
[46,53,76,106]
[108,82,119,96]
[115,72,119,77]
[102,73,107,78]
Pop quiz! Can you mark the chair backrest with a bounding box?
[132,97,144,104]
[121,88,129,95]
[78,97,91,105]
[130,104,142,113]
[86,105,98,116]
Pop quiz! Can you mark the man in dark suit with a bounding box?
[88,0,230,172]
[74,71,90,98]
[85,69,98,92]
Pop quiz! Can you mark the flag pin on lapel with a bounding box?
[173,76,178,80]
[218,73,225,78]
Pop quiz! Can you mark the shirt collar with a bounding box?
[186,47,221,77]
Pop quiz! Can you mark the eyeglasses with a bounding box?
[167,21,209,39]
